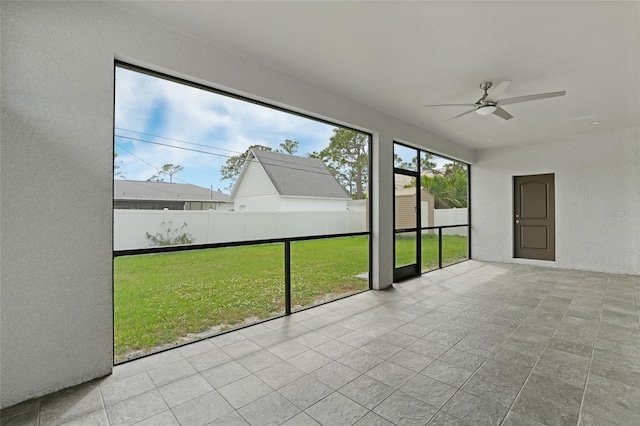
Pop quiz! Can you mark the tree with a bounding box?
[147,163,183,183]
[220,140,300,190]
[419,162,468,209]
[279,139,299,155]
[310,128,368,199]
[114,152,126,178]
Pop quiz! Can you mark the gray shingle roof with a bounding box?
[251,149,350,199]
[114,180,229,202]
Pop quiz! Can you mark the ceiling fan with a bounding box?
[425,81,566,122]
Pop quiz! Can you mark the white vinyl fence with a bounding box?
[114,208,468,250]
[434,208,469,236]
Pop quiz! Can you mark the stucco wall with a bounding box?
[0,1,472,407]
[471,127,640,275]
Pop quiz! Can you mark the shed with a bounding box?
[230,149,351,211]
[395,187,435,230]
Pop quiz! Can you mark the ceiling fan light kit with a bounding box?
[425,81,566,122]
[476,105,497,115]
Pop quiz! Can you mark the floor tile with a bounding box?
[217,375,273,409]
[361,339,403,359]
[133,410,179,426]
[422,360,473,388]
[306,392,368,426]
[221,340,263,359]
[105,389,168,426]
[512,387,579,426]
[148,360,197,387]
[311,361,360,389]
[158,373,213,407]
[201,361,251,389]
[400,374,457,409]
[177,339,216,358]
[294,331,334,349]
[0,408,39,426]
[500,411,545,426]
[378,330,419,348]
[278,375,333,410]
[57,409,109,426]
[387,348,435,372]
[141,350,184,371]
[237,391,300,426]
[442,390,508,426]
[170,391,234,426]
[366,361,416,389]
[281,412,321,426]
[354,411,395,426]
[426,411,468,425]
[521,372,583,408]
[39,383,103,426]
[314,339,356,360]
[474,358,530,388]
[288,350,333,373]
[255,361,306,389]
[438,349,485,372]
[339,375,395,409]
[461,371,519,408]
[407,339,451,358]
[534,347,589,388]
[338,349,384,373]
[267,340,309,360]
[9,261,640,426]
[100,372,155,406]
[237,349,283,373]
[373,391,438,425]
[204,412,251,426]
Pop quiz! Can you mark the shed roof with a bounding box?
[114,180,229,202]
[246,149,350,199]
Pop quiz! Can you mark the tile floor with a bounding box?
[2,260,639,426]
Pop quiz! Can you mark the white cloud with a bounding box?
[114,66,353,188]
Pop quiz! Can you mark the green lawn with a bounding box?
[114,234,468,360]
[395,233,468,271]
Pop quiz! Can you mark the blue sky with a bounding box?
[114,67,453,194]
[114,67,337,192]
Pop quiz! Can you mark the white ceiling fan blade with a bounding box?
[498,91,566,106]
[425,103,476,108]
[442,108,476,123]
[485,80,511,103]
[492,107,513,120]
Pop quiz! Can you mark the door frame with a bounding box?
[513,173,556,261]
[393,143,421,282]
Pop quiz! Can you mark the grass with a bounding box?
[114,234,468,360]
[395,233,469,271]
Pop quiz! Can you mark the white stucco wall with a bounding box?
[0,1,472,407]
[471,127,640,275]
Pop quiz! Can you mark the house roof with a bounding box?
[114,180,229,202]
[244,149,350,199]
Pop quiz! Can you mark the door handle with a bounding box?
[515,220,520,224]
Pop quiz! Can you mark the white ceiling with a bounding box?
[113,1,640,150]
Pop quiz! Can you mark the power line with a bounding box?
[115,143,195,186]
[114,127,334,171]
[114,135,342,178]
[115,127,243,155]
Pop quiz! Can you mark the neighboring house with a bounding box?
[395,187,435,230]
[230,149,351,211]
[114,180,232,210]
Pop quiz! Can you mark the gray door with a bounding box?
[514,174,555,261]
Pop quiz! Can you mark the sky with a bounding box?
[114,66,452,194]
[114,67,338,192]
